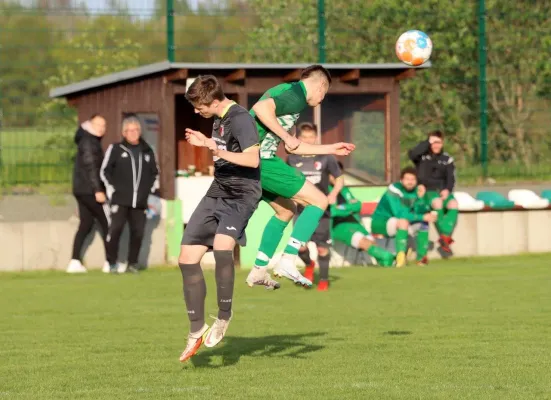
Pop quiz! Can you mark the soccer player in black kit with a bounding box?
[287,122,344,291]
[178,76,267,362]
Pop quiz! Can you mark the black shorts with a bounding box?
[293,214,332,248]
[182,196,258,248]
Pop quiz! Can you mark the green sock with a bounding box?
[283,205,325,255]
[396,229,409,254]
[435,208,446,233]
[416,224,429,260]
[367,245,395,267]
[440,208,459,236]
[254,216,289,268]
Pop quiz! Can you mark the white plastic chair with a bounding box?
[508,189,550,209]
[454,191,485,211]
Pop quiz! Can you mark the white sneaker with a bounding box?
[246,267,280,290]
[103,262,120,274]
[179,324,209,362]
[204,312,232,348]
[66,259,87,274]
[117,263,127,274]
[273,256,312,287]
[102,261,111,274]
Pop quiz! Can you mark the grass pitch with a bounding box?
[1,255,551,399]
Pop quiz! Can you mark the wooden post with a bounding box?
[314,104,322,143]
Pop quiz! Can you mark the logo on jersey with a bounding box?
[144,154,150,163]
[219,125,225,137]
[314,161,322,171]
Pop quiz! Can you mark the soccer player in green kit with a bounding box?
[371,167,437,267]
[245,65,356,289]
[328,163,396,272]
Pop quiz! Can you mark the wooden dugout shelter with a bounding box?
[50,60,428,200]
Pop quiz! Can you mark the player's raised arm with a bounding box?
[185,111,260,169]
[252,98,301,150]
[286,141,356,156]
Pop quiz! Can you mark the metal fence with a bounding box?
[0,0,549,189]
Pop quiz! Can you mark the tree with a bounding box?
[239,0,551,169]
[40,17,142,126]
[485,0,551,165]
[0,3,59,127]
[237,0,318,63]
[240,0,480,163]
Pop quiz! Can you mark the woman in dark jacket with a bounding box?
[67,114,110,274]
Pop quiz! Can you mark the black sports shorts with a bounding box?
[181,196,259,248]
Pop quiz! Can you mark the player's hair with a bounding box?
[296,122,318,137]
[89,113,105,120]
[428,130,444,139]
[185,75,225,106]
[301,65,332,85]
[400,166,417,179]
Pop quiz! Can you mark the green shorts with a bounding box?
[260,157,306,202]
[332,222,370,247]
[425,191,455,209]
[371,217,391,237]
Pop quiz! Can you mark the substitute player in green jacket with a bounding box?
[371,167,436,267]
[245,65,356,289]
[328,165,396,270]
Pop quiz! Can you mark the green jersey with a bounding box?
[372,182,428,222]
[330,186,362,225]
[250,81,308,159]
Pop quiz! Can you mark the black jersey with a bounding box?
[206,103,261,200]
[286,154,342,195]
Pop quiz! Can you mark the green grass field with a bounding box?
[1,255,551,399]
[0,128,74,187]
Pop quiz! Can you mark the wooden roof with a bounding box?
[50,60,431,98]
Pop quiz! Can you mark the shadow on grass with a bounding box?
[383,330,412,336]
[308,274,341,285]
[189,332,327,369]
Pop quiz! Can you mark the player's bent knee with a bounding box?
[294,182,328,210]
[431,198,443,210]
[271,197,296,222]
[212,234,236,251]
[358,237,374,251]
[397,219,410,230]
[351,232,367,249]
[315,195,329,210]
[447,199,458,209]
[178,246,195,264]
[178,244,207,264]
[276,207,295,222]
[317,246,330,257]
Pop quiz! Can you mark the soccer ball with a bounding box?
[395,30,432,66]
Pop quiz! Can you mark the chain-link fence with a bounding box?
[0,0,550,190]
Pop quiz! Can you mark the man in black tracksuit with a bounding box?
[408,130,459,254]
[68,115,109,274]
[100,115,159,273]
